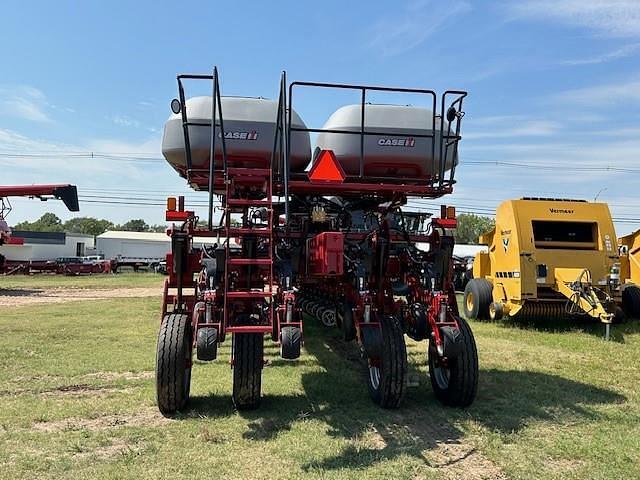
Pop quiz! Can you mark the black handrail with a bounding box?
[285,80,466,192]
[175,69,228,230]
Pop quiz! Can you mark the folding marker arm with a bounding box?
[0,184,79,212]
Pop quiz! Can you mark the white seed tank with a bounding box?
[313,104,458,178]
[162,96,311,176]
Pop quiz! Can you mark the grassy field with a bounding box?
[1,275,639,479]
[0,272,161,290]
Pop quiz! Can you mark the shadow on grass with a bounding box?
[456,293,639,343]
[498,314,640,343]
[0,287,42,297]
[183,320,627,471]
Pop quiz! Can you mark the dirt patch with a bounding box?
[33,407,170,433]
[425,440,508,480]
[43,383,127,397]
[394,418,507,480]
[353,425,387,451]
[81,371,154,381]
[0,383,130,398]
[0,287,160,306]
[545,457,585,473]
[73,438,145,460]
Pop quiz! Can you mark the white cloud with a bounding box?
[561,43,640,65]
[555,77,640,106]
[507,0,640,37]
[368,0,471,57]
[86,136,160,155]
[110,115,141,128]
[0,127,70,152]
[465,117,560,139]
[0,127,162,182]
[0,85,51,122]
[464,138,640,175]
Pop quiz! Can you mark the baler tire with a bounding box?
[428,316,478,408]
[489,302,504,321]
[366,315,407,409]
[156,313,192,415]
[280,326,301,360]
[232,333,263,410]
[622,285,640,319]
[463,279,493,320]
[613,306,625,324]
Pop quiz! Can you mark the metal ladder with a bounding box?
[222,167,275,334]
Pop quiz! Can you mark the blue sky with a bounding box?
[1,0,639,234]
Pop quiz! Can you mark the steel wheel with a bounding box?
[321,308,336,327]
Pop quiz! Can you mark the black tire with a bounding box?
[428,316,478,407]
[366,315,407,409]
[196,327,217,361]
[622,285,640,319]
[156,313,192,415]
[342,302,356,342]
[280,326,301,360]
[463,278,493,320]
[613,306,625,324]
[489,301,503,321]
[232,333,263,410]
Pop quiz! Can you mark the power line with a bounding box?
[2,150,640,174]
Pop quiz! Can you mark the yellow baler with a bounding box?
[464,198,640,333]
[619,229,640,317]
[620,229,640,284]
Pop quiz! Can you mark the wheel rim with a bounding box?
[466,292,474,312]
[489,302,496,319]
[321,310,336,327]
[433,364,450,389]
[369,365,381,390]
[430,342,451,390]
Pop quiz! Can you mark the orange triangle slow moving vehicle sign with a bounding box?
[308,150,346,183]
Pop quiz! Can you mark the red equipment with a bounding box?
[155,68,478,414]
[0,185,79,272]
[307,232,343,276]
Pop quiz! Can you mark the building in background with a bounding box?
[0,230,96,262]
[96,231,230,267]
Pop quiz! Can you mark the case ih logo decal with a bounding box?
[218,131,258,140]
[377,137,415,147]
[549,208,574,214]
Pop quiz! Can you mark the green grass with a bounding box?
[0,272,163,290]
[0,276,639,479]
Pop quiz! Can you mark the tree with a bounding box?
[454,213,495,244]
[148,224,167,233]
[14,212,64,232]
[118,219,149,232]
[12,214,166,235]
[64,217,114,236]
